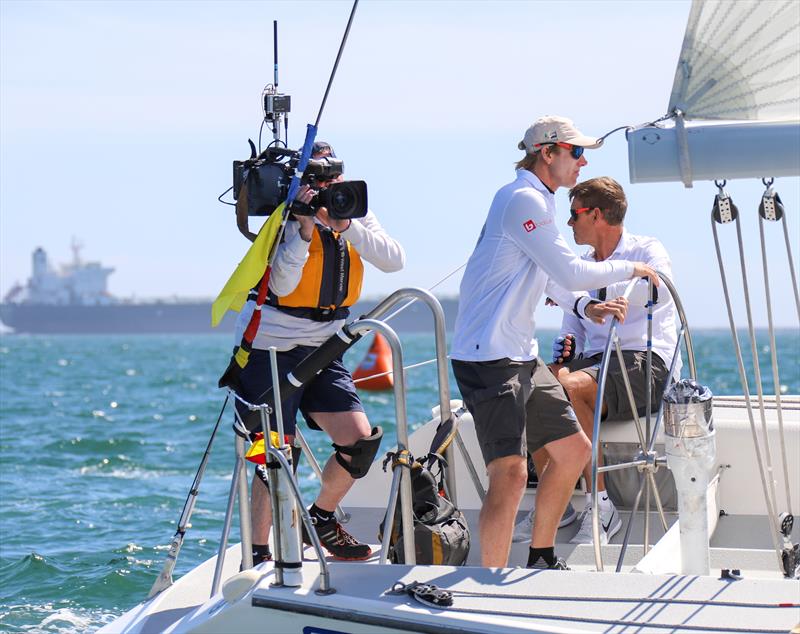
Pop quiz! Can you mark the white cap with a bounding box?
[518,115,601,153]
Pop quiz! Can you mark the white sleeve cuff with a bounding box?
[340,218,365,244]
[575,295,597,320]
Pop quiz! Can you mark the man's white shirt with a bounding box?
[451,170,635,362]
[556,230,682,375]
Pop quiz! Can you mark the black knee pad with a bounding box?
[332,426,383,479]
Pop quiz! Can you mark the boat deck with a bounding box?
[242,561,800,634]
[310,503,789,578]
[155,530,799,634]
[102,396,800,633]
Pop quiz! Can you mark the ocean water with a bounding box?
[0,329,798,632]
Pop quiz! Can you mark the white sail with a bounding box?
[668,0,800,121]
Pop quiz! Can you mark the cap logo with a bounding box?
[544,130,558,141]
[523,219,536,232]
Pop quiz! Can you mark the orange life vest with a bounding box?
[267,224,363,321]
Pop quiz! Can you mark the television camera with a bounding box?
[232,143,368,220]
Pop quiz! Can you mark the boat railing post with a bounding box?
[265,445,335,594]
[236,434,254,571]
[233,392,334,593]
[348,318,415,565]
[360,287,467,505]
[267,346,303,587]
[379,462,404,565]
[259,404,286,587]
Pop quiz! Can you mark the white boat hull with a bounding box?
[102,397,800,633]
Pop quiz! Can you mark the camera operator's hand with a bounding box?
[313,175,351,233]
[294,186,317,242]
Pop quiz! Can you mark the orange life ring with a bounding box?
[352,333,394,391]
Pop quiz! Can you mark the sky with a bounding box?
[1,0,798,328]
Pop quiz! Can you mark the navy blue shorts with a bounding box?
[234,346,364,436]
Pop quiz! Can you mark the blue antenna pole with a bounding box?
[285,0,359,210]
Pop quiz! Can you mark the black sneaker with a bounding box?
[527,556,570,570]
[253,548,272,566]
[302,516,372,560]
[240,545,272,571]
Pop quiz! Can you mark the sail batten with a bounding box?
[668,0,800,121]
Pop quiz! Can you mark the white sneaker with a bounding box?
[512,501,578,543]
[570,502,622,545]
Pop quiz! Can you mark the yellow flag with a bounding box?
[244,431,282,465]
[211,204,285,327]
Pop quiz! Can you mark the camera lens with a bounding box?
[331,188,355,214]
[323,181,368,220]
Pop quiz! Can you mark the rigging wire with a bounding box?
[379,261,466,324]
[710,183,785,570]
[756,180,795,516]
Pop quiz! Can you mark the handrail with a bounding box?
[589,271,697,572]
[347,319,416,564]
[360,287,458,502]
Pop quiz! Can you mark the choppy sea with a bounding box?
[0,329,798,632]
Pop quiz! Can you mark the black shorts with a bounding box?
[565,351,670,421]
[451,357,582,467]
[234,346,364,436]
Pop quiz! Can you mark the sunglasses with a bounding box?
[534,141,585,160]
[569,206,595,222]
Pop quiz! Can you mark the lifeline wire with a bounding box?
[380,261,466,324]
[348,261,467,386]
[352,357,438,385]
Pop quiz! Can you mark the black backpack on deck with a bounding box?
[378,455,470,566]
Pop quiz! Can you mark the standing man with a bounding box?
[549,176,680,545]
[234,141,405,563]
[450,116,659,570]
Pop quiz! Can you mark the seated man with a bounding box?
[233,141,405,563]
[513,176,680,545]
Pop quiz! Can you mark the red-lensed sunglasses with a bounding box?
[534,141,585,160]
[569,206,595,222]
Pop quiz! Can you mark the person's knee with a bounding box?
[548,431,591,468]
[488,456,528,491]
[559,371,582,398]
[560,371,597,405]
[578,434,592,464]
[332,426,383,479]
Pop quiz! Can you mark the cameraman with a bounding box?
[234,141,405,563]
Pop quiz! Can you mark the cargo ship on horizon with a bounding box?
[0,245,457,334]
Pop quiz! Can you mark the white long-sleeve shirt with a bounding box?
[556,230,682,375]
[234,210,405,350]
[450,170,635,362]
